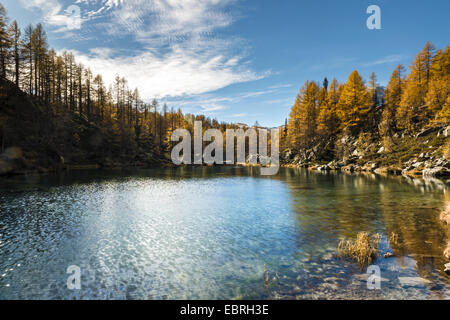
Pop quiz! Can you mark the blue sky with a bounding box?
[2,0,449,127]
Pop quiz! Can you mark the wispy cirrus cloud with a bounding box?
[18,0,64,26]
[230,113,247,118]
[70,42,263,99]
[94,0,235,40]
[160,88,277,117]
[17,0,266,102]
[363,54,406,67]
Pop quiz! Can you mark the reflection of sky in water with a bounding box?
[0,167,449,299]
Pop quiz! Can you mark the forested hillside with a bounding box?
[0,4,237,175]
[281,42,449,178]
[0,3,448,178]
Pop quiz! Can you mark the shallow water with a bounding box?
[0,167,449,299]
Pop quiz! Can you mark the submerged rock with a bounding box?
[398,277,432,287]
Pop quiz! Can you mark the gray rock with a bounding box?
[377,147,385,154]
[342,157,357,165]
[402,166,414,175]
[412,162,423,168]
[283,150,292,160]
[247,154,259,163]
[384,252,395,258]
[443,126,450,137]
[445,263,450,275]
[416,126,442,138]
[423,167,450,178]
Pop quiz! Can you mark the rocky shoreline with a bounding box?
[282,155,450,181]
[281,125,450,182]
[440,204,450,275]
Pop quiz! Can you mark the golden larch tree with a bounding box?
[425,46,450,123]
[397,42,435,130]
[336,70,371,132]
[287,81,320,152]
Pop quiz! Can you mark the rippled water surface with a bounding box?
[0,167,449,299]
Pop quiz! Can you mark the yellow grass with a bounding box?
[388,232,399,247]
[263,264,269,288]
[337,232,381,269]
[444,242,450,260]
[440,204,450,225]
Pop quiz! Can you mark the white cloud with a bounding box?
[363,54,406,67]
[84,0,235,41]
[18,0,61,23]
[269,83,293,89]
[159,88,277,118]
[20,0,266,101]
[265,98,294,106]
[70,44,263,99]
[18,0,83,31]
[199,104,227,113]
[230,113,247,118]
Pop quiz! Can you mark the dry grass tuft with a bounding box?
[444,241,450,260]
[263,264,269,288]
[337,232,381,269]
[440,204,450,225]
[388,232,399,247]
